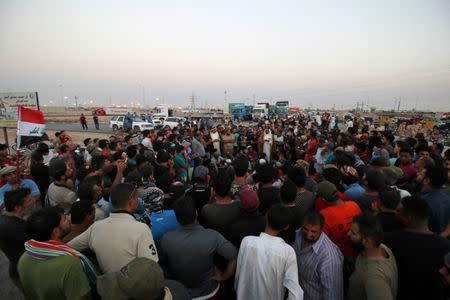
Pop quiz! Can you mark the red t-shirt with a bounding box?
[320,201,361,260]
[399,163,416,183]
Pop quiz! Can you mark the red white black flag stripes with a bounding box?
[17,106,46,148]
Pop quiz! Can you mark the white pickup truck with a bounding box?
[110,116,155,132]
[163,117,186,129]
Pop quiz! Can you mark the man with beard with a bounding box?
[416,166,450,235]
[293,211,344,300]
[348,213,398,300]
[384,196,450,300]
[18,206,95,300]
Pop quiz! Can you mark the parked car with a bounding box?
[93,108,106,116]
[110,116,154,132]
[163,117,186,129]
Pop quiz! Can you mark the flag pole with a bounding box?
[15,106,21,186]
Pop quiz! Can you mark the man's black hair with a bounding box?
[323,167,344,188]
[126,145,138,159]
[173,197,196,226]
[90,156,107,172]
[303,211,325,228]
[124,135,132,143]
[379,186,401,210]
[4,188,31,212]
[212,169,232,197]
[31,151,44,162]
[424,166,448,188]
[365,170,386,192]
[98,139,109,150]
[37,142,50,155]
[109,141,118,151]
[401,196,430,223]
[78,177,100,203]
[395,140,409,149]
[70,201,94,224]
[399,147,414,157]
[287,166,306,188]
[382,132,395,143]
[26,207,64,241]
[280,179,297,204]
[352,212,384,247]
[135,154,148,166]
[433,143,444,153]
[110,183,136,209]
[59,144,69,153]
[267,204,291,231]
[405,137,417,148]
[83,138,91,147]
[415,144,431,155]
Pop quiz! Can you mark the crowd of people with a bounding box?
[0,112,450,300]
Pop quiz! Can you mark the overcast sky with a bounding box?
[1,0,449,111]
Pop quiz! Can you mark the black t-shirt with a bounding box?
[376,212,404,233]
[30,162,50,194]
[356,193,378,211]
[229,212,266,248]
[0,215,28,278]
[190,184,211,224]
[257,186,280,215]
[202,202,241,238]
[278,206,304,245]
[384,230,450,300]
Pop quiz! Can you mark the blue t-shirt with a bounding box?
[149,210,180,245]
[421,189,450,233]
[344,183,365,201]
[0,179,40,206]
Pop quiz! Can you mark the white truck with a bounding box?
[110,116,155,132]
[252,103,269,120]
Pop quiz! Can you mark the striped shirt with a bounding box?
[293,230,344,300]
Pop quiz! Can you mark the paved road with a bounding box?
[46,121,113,134]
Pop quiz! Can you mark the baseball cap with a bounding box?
[141,187,164,213]
[381,166,404,186]
[240,188,260,212]
[317,181,339,202]
[0,166,16,177]
[97,258,165,300]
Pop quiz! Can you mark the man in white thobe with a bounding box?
[235,204,303,300]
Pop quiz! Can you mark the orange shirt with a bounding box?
[320,201,361,260]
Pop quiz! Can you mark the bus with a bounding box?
[275,101,289,117]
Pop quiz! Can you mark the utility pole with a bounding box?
[142,87,146,107]
[190,92,196,111]
[397,98,401,112]
[74,96,78,108]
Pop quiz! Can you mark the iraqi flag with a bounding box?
[17,106,48,148]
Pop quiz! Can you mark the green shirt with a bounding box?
[232,133,240,147]
[18,254,90,300]
[349,244,398,300]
